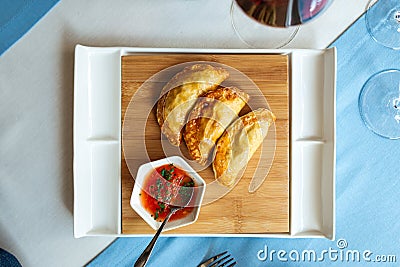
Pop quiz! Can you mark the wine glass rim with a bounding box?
[230,0,300,49]
[365,0,400,50]
[358,69,400,140]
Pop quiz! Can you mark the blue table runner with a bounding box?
[0,0,59,56]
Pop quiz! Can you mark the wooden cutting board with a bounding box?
[121,54,289,234]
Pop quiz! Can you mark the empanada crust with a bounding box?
[213,108,276,187]
[156,64,229,146]
[184,86,249,165]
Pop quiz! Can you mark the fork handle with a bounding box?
[134,208,178,267]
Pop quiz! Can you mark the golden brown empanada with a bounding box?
[156,64,229,146]
[184,86,249,165]
[213,108,276,187]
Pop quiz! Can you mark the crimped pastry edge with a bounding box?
[184,86,250,165]
[213,107,276,187]
[156,64,230,145]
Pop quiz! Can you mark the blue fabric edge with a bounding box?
[0,0,60,56]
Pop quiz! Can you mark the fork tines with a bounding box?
[198,251,237,267]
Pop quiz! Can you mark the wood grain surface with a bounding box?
[121,54,289,234]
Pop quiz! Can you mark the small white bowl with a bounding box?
[130,156,206,231]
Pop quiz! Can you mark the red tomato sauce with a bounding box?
[140,164,197,222]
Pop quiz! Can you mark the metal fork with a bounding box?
[197,251,237,267]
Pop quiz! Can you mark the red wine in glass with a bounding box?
[231,0,332,48]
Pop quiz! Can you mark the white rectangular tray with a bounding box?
[73,45,336,239]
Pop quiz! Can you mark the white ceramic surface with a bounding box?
[73,46,336,239]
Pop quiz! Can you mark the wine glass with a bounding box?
[230,0,333,48]
[365,0,400,50]
[358,0,400,139]
[359,70,400,139]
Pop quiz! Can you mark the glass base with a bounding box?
[366,0,400,49]
[359,69,400,139]
[230,1,299,48]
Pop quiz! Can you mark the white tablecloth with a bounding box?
[0,0,369,266]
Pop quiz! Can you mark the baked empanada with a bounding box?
[184,86,249,165]
[213,108,276,187]
[156,64,229,146]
